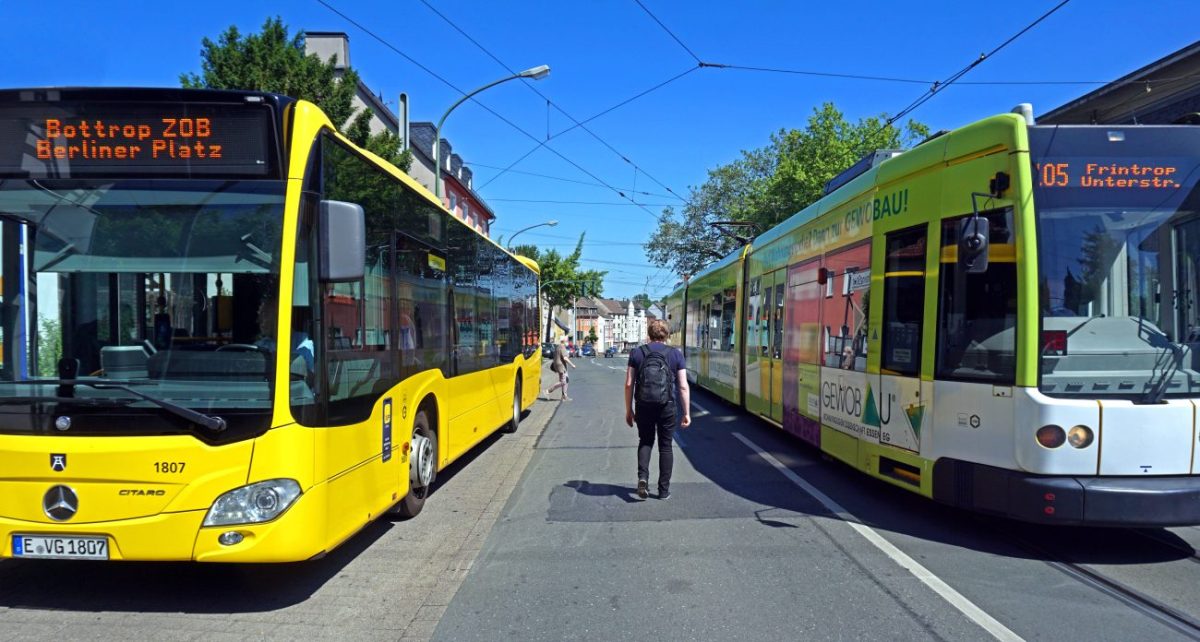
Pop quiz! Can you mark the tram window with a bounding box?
[772,283,784,359]
[721,289,736,352]
[936,210,1017,383]
[881,226,927,376]
[709,296,722,350]
[761,285,772,357]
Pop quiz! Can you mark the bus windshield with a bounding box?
[0,179,286,440]
[1032,125,1200,401]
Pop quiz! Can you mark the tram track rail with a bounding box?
[1012,534,1200,640]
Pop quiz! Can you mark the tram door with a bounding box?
[764,270,786,422]
[785,259,823,438]
[877,225,927,453]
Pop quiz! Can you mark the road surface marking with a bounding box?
[733,432,1023,642]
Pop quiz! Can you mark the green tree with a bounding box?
[531,234,606,342]
[631,293,653,309]
[37,316,62,377]
[181,17,411,171]
[648,103,928,275]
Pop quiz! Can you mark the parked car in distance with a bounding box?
[542,342,555,359]
[581,344,595,357]
[604,346,618,358]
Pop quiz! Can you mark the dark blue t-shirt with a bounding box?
[627,342,686,385]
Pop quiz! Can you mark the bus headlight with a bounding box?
[1067,425,1094,449]
[1036,424,1066,449]
[203,479,302,527]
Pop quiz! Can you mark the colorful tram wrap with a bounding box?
[0,88,541,562]
[670,109,1200,526]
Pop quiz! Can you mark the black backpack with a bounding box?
[635,345,674,406]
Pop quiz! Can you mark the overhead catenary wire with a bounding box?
[315,0,669,224]
[487,198,677,206]
[466,162,678,200]
[632,0,703,65]
[879,0,1074,131]
[416,0,688,204]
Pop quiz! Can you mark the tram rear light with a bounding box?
[1036,424,1066,448]
[1042,330,1068,356]
[1067,425,1094,449]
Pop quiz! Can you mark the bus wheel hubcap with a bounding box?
[413,433,434,487]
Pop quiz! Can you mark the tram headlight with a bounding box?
[1036,424,1066,449]
[203,479,302,527]
[1067,425,1094,449]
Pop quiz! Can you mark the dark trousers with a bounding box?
[636,403,676,493]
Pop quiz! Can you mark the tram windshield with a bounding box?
[0,179,287,439]
[1032,125,1200,401]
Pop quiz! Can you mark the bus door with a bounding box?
[878,225,928,453]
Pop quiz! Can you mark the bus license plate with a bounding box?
[12,534,108,560]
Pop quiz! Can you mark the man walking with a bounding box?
[624,319,691,500]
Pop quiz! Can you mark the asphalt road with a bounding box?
[435,357,1200,641]
[6,358,1200,640]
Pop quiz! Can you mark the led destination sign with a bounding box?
[0,101,276,178]
[1036,161,1182,190]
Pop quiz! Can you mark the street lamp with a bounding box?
[507,219,558,250]
[434,64,551,201]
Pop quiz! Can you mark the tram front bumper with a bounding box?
[933,458,1200,526]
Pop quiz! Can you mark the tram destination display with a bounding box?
[0,101,276,178]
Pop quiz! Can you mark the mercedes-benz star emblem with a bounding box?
[43,485,78,521]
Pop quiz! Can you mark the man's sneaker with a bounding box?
[636,479,648,499]
[658,490,671,500]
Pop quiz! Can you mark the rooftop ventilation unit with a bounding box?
[822,149,904,196]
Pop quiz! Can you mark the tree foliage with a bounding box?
[181,17,411,171]
[647,103,929,276]
[514,238,606,341]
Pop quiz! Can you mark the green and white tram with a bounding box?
[668,106,1200,525]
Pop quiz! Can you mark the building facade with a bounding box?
[304,32,496,236]
[1040,40,1200,125]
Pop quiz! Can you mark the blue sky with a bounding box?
[3,0,1197,299]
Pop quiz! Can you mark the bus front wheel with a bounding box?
[393,410,436,518]
[503,379,521,433]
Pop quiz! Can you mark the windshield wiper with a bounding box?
[1143,342,1185,404]
[6,380,227,432]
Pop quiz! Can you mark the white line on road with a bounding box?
[690,401,710,417]
[732,432,1023,642]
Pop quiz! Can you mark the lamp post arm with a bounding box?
[434,74,525,200]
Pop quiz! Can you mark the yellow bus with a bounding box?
[0,87,541,562]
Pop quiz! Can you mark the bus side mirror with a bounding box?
[319,200,365,283]
[959,215,989,274]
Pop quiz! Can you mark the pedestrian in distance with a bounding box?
[624,318,691,500]
[546,336,576,401]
